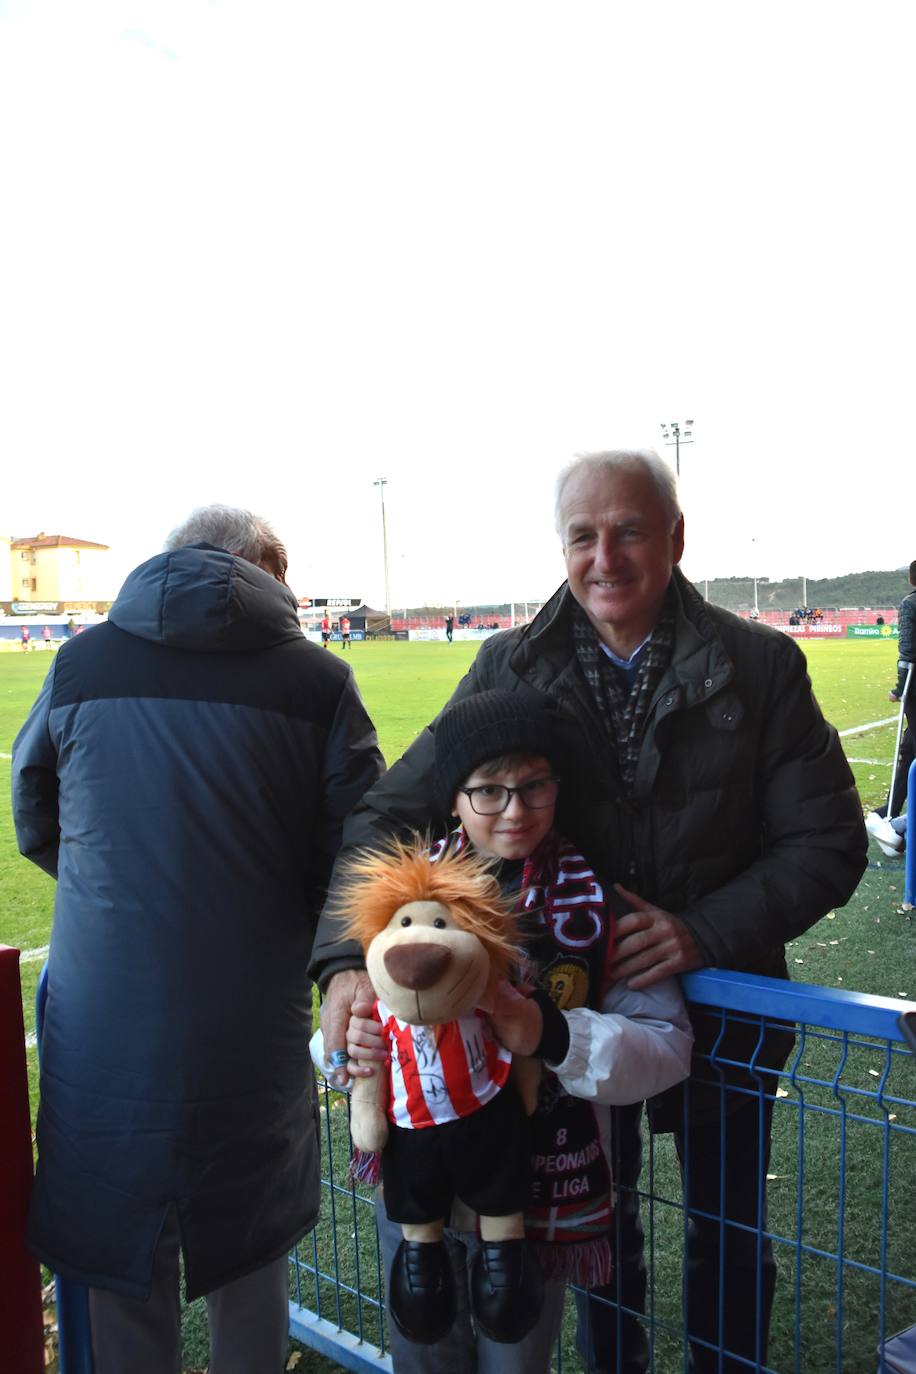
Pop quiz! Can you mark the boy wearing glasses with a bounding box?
[347,690,692,1373]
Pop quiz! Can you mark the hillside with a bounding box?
[407,568,912,619]
[699,568,910,613]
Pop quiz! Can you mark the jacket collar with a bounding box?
[512,569,734,708]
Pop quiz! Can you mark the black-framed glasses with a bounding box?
[457,776,559,816]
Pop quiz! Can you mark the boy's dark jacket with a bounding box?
[311,570,867,1121]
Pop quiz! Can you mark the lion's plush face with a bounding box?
[366,899,492,1026]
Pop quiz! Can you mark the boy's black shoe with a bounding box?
[389,1239,456,1344]
[470,1239,544,1343]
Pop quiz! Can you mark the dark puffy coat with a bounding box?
[13,544,384,1299]
[311,572,866,1115]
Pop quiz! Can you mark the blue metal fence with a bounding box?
[40,968,916,1373]
[294,971,916,1374]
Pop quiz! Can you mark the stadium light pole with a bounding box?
[660,420,694,476]
[373,478,391,621]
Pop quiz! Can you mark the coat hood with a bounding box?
[108,543,303,652]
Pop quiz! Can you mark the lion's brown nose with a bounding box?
[383,943,452,990]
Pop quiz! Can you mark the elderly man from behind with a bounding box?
[312,451,866,1374]
[13,505,384,1374]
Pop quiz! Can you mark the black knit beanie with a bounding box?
[434,689,564,814]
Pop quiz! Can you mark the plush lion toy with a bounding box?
[337,838,543,1347]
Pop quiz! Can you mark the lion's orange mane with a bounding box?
[336,838,520,987]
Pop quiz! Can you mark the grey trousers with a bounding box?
[375,1190,566,1374]
[88,1209,290,1374]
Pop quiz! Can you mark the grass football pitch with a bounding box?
[2,637,914,1372]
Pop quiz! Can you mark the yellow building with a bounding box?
[0,536,11,604]
[9,533,111,608]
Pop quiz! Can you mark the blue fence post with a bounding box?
[905,757,916,907]
[35,964,95,1374]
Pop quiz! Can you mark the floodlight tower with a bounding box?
[660,420,694,477]
[373,478,391,621]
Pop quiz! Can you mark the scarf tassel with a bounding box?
[532,1237,614,1289]
[349,1148,381,1185]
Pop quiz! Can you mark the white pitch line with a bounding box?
[19,945,49,964]
[0,751,11,760]
[24,1031,37,1050]
[846,758,890,766]
[838,715,899,738]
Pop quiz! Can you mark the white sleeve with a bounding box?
[548,976,694,1105]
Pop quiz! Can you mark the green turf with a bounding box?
[2,636,913,1372]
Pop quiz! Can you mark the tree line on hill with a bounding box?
[697,569,911,613]
[407,569,911,620]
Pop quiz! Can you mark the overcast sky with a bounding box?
[2,1,913,608]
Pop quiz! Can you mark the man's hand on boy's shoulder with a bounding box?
[611,884,704,990]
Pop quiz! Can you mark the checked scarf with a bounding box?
[571,588,676,786]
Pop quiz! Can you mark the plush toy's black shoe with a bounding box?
[389,1239,456,1344]
[470,1239,544,1343]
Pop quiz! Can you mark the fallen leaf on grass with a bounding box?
[794,958,804,964]
[776,1088,790,1098]
[287,1354,303,1370]
[868,1069,880,1078]
[826,912,836,920]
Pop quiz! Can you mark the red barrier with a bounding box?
[0,947,44,1373]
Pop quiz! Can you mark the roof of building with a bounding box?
[11,533,110,551]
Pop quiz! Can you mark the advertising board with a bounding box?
[846,624,899,639]
[780,623,846,640]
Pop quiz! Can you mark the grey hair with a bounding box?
[164,505,286,577]
[554,450,681,538]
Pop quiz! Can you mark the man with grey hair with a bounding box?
[13,505,384,1373]
[311,450,866,1373]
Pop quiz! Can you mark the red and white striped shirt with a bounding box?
[376,1003,511,1130]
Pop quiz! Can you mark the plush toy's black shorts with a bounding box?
[381,1086,531,1224]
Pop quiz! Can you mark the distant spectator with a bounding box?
[42,626,53,649]
[877,615,885,626]
[321,614,331,648]
[20,625,31,651]
[340,615,351,650]
[865,559,915,854]
[445,614,454,643]
[66,618,77,639]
